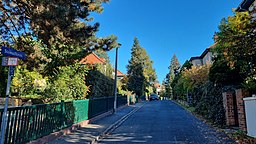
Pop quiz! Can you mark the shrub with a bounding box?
[44,64,88,102]
[11,66,47,97]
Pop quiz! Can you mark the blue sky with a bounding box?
[93,0,242,83]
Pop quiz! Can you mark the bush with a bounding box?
[11,66,47,97]
[172,65,226,126]
[86,65,114,98]
[45,64,88,102]
[194,82,225,126]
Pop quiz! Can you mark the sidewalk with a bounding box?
[49,103,143,144]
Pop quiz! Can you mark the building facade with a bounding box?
[189,43,216,67]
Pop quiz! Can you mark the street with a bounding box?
[99,100,233,144]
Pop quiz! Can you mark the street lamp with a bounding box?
[113,43,121,113]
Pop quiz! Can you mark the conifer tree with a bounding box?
[127,37,157,97]
[0,0,118,75]
[165,54,180,98]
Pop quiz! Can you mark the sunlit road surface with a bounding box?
[99,100,233,144]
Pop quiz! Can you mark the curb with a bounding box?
[28,104,128,144]
[90,103,145,144]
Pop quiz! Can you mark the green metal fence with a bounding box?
[0,96,127,144]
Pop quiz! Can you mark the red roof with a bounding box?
[81,53,126,76]
[154,83,161,88]
[117,70,125,77]
[80,53,106,65]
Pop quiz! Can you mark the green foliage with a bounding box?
[1,0,118,52]
[86,64,114,98]
[127,63,145,97]
[194,82,225,126]
[45,64,88,102]
[215,11,256,92]
[0,0,118,89]
[171,60,192,99]
[209,56,242,86]
[243,74,256,93]
[12,66,47,97]
[0,0,119,102]
[165,54,180,98]
[172,63,225,126]
[127,37,156,97]
[172,64,210,101]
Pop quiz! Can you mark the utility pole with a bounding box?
[113,44,121,113]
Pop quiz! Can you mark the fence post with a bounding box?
[61,100,66,128]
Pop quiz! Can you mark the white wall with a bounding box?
[202,52,213,65]
[192,59,202,66]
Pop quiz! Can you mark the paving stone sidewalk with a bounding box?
[49,104,141,144]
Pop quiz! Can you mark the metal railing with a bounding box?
[0,96,127,144]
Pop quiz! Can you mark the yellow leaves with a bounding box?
[88,3,96,11]
[227,12,250,33]
[33,79,47,91]
[180,65,211,91]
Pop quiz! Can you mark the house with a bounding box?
[236,0,255,12]
[189,56,202,66]
[154,83,161,95]
[112,70,125,80]
[81,52,125,79]
[116,70,125,80]
[237,0,256,21]
[189,43,216,67]
[80,52,106,65]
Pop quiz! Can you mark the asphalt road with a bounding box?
[99,100,233,144]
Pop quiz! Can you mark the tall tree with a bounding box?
[213,11,256,92]
[0,0,117,49]
[165,54,180,98]
[171,60,192,99]
[0,0,119,74]
[0,0,119,100]
[140,48,157,94]
[127,37,156,97]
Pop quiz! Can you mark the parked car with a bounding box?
[149,94,159,101]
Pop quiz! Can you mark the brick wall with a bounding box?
[236,89,250,131]
[223,91,236,126]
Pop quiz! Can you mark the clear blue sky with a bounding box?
[93,0,241,83]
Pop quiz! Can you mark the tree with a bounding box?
[140,48,157,95]
[165,54,180,98]
[127,37,156,97]
[214,11,256,92]
[0,0,119,75]
[171,60,192,99]
[0,0,117,48]
[0,0,119,101]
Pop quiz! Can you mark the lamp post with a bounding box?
[113,43,121,113]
